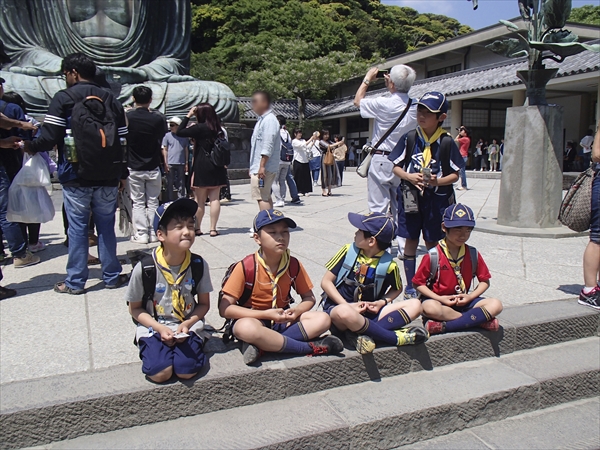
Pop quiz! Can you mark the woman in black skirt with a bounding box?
[176,103,228,237]
[291,128,317,196]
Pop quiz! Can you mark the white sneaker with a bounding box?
[274,201,285,208]
[130,234,149,244]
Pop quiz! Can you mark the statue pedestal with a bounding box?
[223,123,253,176]
[497,105,564,228]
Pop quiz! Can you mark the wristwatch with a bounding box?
[363,79,371,86]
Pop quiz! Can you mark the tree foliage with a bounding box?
[568,5,600,26]
[190,0,473,100]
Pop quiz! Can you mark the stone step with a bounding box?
[1,299,598,449]
[29,338,600,450]
[397,396,600,449]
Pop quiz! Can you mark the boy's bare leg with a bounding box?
[471,298,503,317]
[330,303,367,331]
[148,366,173,383]
[233,318,285,352]
[583,241,600,288]
[378,298,422,322]
[298,311,331,338]
[422,300,462,322]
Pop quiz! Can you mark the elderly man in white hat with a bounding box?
[161,116,191,201]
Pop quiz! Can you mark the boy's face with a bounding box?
[417,105,446,132]
[443,226,473,246]
[255,222,290,255]
[354,229,377,251]
[157,216,196,250]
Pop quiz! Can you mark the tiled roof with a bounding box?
[238,98,327,121]
[309,43,600,119]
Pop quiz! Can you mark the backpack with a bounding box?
[426,245,479,291]
[219,254,301,344]
[65,89,123,181]
[323,244,393,305]
[280,132,294,162]
[210,136,232,168]
[137,252,205,323]
[558,167,594,232]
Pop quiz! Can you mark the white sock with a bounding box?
[583,286,596,294]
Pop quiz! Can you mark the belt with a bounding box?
[372,150,391,156]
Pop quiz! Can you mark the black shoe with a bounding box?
[105,273,130,290]
[242,342,262,365]
[578,287,600,310]
[290,198,302,204]
[309,335,344,356]
[0,286,17,300]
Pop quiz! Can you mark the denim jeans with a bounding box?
[63,186,122,290]
[460,156,468,188]
[591,169,600,245]
[0,166,27,258]
[309,156,321,183]
[167,165,186,201]
[272,163,299,203]
[336,160,345,184]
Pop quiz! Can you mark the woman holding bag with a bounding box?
[319,130,341,197]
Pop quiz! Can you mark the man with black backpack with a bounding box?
[388,92,465,300]
[24,53,129,294]
[272,116,301,208]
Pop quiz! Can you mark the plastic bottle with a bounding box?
[64,129,77,163]
[120,137,128,163]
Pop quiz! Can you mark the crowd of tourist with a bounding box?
[0,47,598,381]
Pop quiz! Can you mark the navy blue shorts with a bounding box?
[138,332,206,377]
[397,187,453,243]
[591,170,600,245]
[421,296,484,312]
[324,303,381,321]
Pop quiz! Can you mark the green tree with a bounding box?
[235,39,370,125]
[569,5,600,26]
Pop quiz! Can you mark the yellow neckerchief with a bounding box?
[255,249,291,309]
[439,239,466,293]
[417,126,446,170]
[153,246,191,322]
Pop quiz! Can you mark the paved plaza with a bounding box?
[0,172,588,385]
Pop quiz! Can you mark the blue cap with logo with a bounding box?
[417,91,449,114]
[253,209,297,233]
[153,198,198,233]
[443,203,476,228]
[348,211,396,243]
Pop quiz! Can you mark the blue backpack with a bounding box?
[331,244,394,301]
[280,132,294,162]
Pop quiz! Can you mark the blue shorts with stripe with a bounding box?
[397,187,453,243]
[421,296,485,312]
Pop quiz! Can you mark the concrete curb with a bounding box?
[474,220,586,239]
[0,299,597,448]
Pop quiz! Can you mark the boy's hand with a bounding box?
[283,308,301,322]
[175,324,190,343]
[426,174,438,187]
[365,300,385,314]
[454,294,473,306]
[352,302,368,314]
[407,172,423,188]
[267,308,287,323]
[159,326,176,346]
[438,295,458,307]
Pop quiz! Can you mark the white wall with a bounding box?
[550,94,583,145]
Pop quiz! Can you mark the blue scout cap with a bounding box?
[417,91,449,114]
[153,198,198,233]
[253,209,297,233]
[443,203,476,228]
[348,212,396,243]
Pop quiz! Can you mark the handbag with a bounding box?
[357,98,413,178]
[558,167,595,232]
[323,148,335,166]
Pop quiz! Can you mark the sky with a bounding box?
[381,0,597,29]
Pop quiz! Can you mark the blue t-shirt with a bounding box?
[388,130,464,194]
[162,132,189,165]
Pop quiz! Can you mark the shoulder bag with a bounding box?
[357,98,413,178]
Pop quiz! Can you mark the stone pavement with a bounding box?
[0,172,588,385]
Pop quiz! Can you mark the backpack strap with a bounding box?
[403,129,418,170]
[335,244,360,288]
[468,245,478,281]
[190,253,205,298]
[439,133,454,179]
[427,246,440,288]
[238,254,256,307]
[374,251,393,298]
[140,254,158,320]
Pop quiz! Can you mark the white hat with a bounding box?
[168,117,182,126]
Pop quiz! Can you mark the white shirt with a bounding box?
[310,140,322,158]
[580,135,594,154]
[250,110,280,174]
[359,92,417,153]
[292,138,312,163]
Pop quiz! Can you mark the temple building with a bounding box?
[240,18,599,150]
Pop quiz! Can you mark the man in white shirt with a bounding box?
[580,129,594,170]
[354,65,417,219]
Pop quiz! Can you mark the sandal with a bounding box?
[210,230,219,237]
[54,282,85,295]
[105,273,130,290]
[195,230,204,236]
